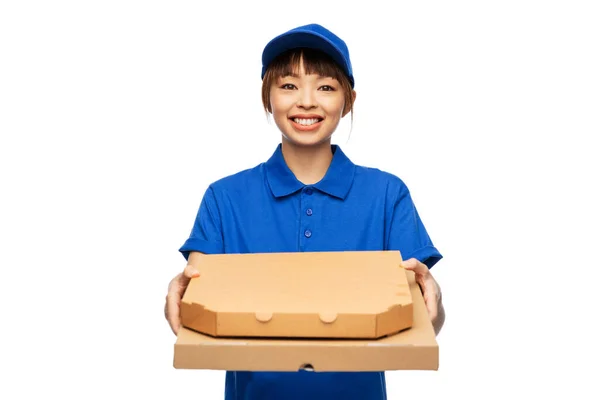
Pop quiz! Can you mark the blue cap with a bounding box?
[261,24,354,88]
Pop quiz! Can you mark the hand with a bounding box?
[164,264,200,335]
[402,258,445,335]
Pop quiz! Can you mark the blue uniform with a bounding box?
[180,144,442,400]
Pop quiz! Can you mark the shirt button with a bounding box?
[306,208,313,216]
[304,229,312,238]
[305,188,313,195]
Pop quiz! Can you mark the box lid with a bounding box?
[180,251,413,339]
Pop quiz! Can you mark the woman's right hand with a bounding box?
[165,262,200,335]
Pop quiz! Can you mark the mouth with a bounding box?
[289,116,324,131]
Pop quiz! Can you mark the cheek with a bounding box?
[323,98,346,118]
[269,100,282,117]
[270,94,293,116]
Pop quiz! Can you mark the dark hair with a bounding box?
[261,48,355,121]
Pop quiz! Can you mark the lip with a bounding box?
[290,114,324,119]
[289,115,324,132]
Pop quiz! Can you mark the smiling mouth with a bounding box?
[291,117,323,126]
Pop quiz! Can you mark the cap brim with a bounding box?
[261,30,353,87]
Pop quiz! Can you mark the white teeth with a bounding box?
[294,118,320,126]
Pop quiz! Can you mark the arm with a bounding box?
[164,251,203,335]
[167,186,224,334]
[384,181,445,334]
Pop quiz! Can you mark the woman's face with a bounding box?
[269,60,351,149]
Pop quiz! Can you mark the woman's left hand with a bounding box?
[402,258,445,335]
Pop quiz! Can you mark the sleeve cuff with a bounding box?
[179,237,224,260]
[403,245,443,269]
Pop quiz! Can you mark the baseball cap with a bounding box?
[261,23,355,88]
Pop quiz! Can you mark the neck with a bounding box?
[281,139,334,185]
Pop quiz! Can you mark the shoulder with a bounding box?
[206,162,266,196]
[352,163,411,198]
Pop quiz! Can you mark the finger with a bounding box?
[423,280,439,322]
[172,267,199,299]
[182,264,200,280]
[166,292,181,335]
[404,260,440,321]
[402,259,430,295]
[402,258,429,275]
[166,266,199,335]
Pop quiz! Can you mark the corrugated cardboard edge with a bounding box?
[181,309,413,339]
[376,302,414,338]
[180,250,414,339]
[173,270,438,371]
[180,301,217,336]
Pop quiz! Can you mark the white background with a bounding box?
[1,1,599,399]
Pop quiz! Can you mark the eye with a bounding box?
[280,83,297,90]
[319,85,335,91]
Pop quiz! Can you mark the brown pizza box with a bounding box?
[180,251,413,339]
[173,263,439,372]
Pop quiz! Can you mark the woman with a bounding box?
[165,23,445,400]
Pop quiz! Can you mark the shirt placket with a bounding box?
[299,186,314,251]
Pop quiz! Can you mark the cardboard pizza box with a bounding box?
[173,265,438,372]
[180,251,413,339]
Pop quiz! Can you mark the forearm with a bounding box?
[187,251,205,269]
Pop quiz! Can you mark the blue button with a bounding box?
[304,229,312,238]
[306,208,313,216]
[305,188,313,195]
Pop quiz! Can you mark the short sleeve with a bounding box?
[179,186,224,260]
[386,182,442,269]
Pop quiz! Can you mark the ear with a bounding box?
[342,90,357,117]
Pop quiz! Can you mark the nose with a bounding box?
[296,88,317,110]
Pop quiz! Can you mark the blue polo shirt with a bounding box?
[179,144,442,400]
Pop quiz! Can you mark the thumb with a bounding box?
[402,258,427,274]
[181,264,200,284]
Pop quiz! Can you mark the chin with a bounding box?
[283,134,332,148]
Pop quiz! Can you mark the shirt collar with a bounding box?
[265,144,356,200]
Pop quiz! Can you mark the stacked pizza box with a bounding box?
[174,251,438,372]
